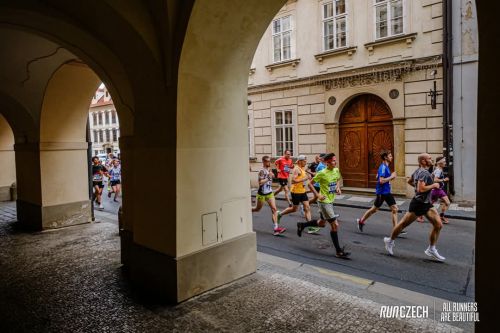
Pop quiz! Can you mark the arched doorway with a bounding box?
[339,94,394,188]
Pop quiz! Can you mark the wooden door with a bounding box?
[339,95,394,188]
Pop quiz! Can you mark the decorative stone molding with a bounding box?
[364,33,418,52]
[265,58,300,73]
[249,67,256,75]
[314,46,357,64]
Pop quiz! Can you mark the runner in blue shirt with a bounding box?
[356,151,403,234]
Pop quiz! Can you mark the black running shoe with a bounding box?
[336,250,351,259]
[297,222,304,237]
[356,218,364,232]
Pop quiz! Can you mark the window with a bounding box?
[92,113,97,126]
[274,110,294,156]
[105,111,110,125]
[98,113,103,125]
[111,111,117,124]
[375,0,403,39]
[99,130,103,142]
[105,129,110,142]
[323,0,347,51]
[112,129,117,142]
[95,150,98,156]
[272,16,292,62]
[93,130,98,143]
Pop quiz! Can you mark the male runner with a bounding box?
[297,153,350,258]
[356,151,404,234]
[384,153,445,261]
[431,156,450,224]
[274,150,294,207]
[252,156,285,235]
[108,159,122,202]
[277,155,314,222]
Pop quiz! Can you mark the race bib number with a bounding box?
[328,182,337,194]
[284,165,290,173]
[93,173,103,181]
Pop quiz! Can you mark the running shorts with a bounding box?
[93,181,104,188]
[110,180,121,186]
[431,188,447,203]
[291,192,309,205]
[374,194,397,208]
[318,202,338,221]
[256,192,274,202]
[408,198,434,216]
[277,178,288,186]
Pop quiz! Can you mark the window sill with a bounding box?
[364,32,417,52]
[265,58,300,73]
[314,46,357,64]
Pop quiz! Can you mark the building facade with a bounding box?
[88,86,120,157]
[248,0,446,197]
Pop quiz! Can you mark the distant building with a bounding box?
[88,85,120,157]
[247,0,476,199]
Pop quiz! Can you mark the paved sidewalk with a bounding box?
[252,189,476,221]
[0,205,473,332]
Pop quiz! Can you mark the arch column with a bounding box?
[0,114,16,201]
[392,118,406,195]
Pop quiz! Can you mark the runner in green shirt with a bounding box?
[296,153,350,259]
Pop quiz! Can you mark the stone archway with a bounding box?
[339,94,394,188]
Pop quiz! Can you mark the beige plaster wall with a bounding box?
[39,63,100,206]
[178,0,286,257]
[250,0,443,86]
[0,114,16,189]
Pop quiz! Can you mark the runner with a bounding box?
[108,159,122,202]
[383,153,445,261]
[431,156,451,224]
[356,151,405,234]
[252,156,285,236]
[91,156,107,210]
[306,153,326,234]
[297,153,350,259]
[277,155,314,223]
[273,150,294,207]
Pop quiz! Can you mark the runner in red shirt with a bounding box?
[274,150,294,207]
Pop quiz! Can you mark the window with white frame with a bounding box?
[274,110,294,156]
[272,16,292,63]
[375,0,403,39]
[323,0,347,51]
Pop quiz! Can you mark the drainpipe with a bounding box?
[443,0,455,196]
[86,118,95,221]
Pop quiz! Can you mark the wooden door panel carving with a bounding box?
[339,95,394,188]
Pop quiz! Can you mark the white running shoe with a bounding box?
[99,203,104,210]
[425,247,445,261]
[384,237,394,256]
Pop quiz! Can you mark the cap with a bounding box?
[297,155,307,161]
[319,153,327,158]
[323,153,335,161]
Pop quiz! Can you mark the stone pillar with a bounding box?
[392,119,407,196]
[14,143,43,230]
[39,142,92,228]
[0,114,16,201]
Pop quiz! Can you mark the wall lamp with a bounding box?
[428,70,441,109]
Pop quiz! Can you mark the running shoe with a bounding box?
[296,222,304,237]
[384,237,394,255]
[400,230,407,235]
[306,227,321,234]
[356,218,364,232]
[108,191,112,198]
[335,247,350,259]
[299,204,305,217]
[442,216,449,224]
[273,227,286,236]
[425,247,445,261]
[417,216,424,223]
